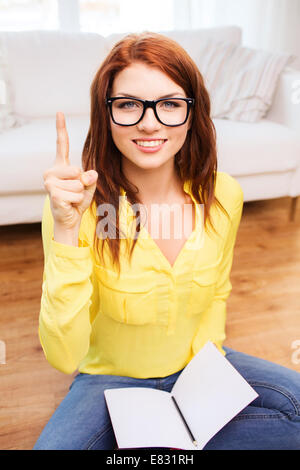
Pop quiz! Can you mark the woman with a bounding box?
[34,32,300,450]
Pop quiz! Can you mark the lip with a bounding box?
[132,139,167,153]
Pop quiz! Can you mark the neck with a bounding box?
[122,159,184,205]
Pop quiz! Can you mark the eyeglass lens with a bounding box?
[111,99,188,125]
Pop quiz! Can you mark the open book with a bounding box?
[104,342,258,450]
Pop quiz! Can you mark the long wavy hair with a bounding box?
[82,31,229,275]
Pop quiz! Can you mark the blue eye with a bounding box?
[159,100,182,110]
[116,100,142,110]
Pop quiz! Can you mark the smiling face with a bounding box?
[108,62,192,172]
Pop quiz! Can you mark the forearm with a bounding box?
[39,239,94,374]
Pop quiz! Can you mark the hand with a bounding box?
[43,112,98,231]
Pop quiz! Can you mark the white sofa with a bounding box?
[0,26,299,226]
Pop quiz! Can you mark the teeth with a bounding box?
[135,140,165,147]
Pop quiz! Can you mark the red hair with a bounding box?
[82,31,228,275]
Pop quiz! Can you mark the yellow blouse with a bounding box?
[39,171,243,377]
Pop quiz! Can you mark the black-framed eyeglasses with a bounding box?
[105,96,195,127]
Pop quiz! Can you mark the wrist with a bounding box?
[53,222,81,247]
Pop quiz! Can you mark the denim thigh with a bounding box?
[33,372,158,450]
[203,346,300,450]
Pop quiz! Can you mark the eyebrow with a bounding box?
[115,92,186,99]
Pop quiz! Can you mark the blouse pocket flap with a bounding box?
[95,264,155,293]
[94,264,158,325]
[192,264,219,286]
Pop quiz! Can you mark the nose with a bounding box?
[136,107,162,132]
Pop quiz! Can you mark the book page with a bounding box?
[104,387,196,450]
[171,341,258,449]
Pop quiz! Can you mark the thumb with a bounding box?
[81,170,98,194]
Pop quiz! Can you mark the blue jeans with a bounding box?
[33,346,300,450]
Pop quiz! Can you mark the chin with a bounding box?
[124,154,174,171]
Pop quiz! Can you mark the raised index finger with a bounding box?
[55,111,70,165]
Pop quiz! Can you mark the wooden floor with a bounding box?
[0,196,299,450]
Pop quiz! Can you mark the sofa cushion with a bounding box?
[198,40,295,123]
[1,116,299,195]
[0,31,107,118]
[214,118,300,175]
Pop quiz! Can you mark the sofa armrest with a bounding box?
[267,67,300,132]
